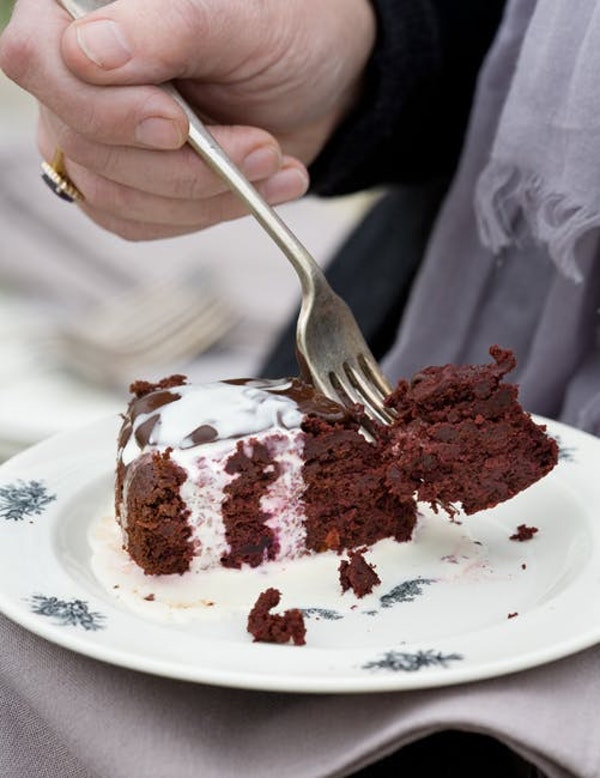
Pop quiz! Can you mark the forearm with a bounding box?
[310,0,507,195]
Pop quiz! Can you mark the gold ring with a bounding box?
[41,148,84,203]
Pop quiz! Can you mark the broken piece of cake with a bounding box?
[246,588,306,646]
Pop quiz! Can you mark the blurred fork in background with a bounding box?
[0,144,236,390]
[56,271,237,389]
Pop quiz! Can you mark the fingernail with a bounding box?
[262,167,309,202]
[241,146,281,179]
[76,20,132,69]
[136,117,184,148]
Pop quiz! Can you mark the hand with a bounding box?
[0,0,375,240]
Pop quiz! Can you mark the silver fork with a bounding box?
[57,0,396,425]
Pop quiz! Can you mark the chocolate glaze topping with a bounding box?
[121,376,351,454]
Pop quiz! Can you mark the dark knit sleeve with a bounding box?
[309,0,506,195]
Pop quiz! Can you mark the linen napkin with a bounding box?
[0,140,229,314]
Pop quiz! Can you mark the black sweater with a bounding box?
[309,0,506,195]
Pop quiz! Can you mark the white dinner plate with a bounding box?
[0,414,598,693]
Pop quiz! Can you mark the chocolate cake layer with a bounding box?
[115,348,558,576]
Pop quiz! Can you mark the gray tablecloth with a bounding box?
[1,612,597,777]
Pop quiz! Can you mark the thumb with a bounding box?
[60,0,256,86]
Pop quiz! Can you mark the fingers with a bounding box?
[0,0,190,150]
[74,161,309,241]
[39,105,290,198]
[58,0,259,85]
[72,162,310,241]
[37,110,310,241]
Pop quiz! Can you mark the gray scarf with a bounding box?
[384,0,600,436]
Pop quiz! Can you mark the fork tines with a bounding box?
[326,354,397,426]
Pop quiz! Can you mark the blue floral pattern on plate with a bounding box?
[553,434,577,462]
[29,595,106,631]
[0,479,56,521]
[363,649,463,673]
[303,578,437,622]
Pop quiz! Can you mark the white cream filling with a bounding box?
[119,381,311,571]
[166,428,308,570]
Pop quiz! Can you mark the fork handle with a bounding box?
[164,85,327,299]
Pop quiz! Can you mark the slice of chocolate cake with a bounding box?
[116,376,417,575]
[115,347,558,576]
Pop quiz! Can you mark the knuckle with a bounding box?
[0,26,37,84]
[74,100,110,142]
[167,0,210,71]
[169,150,213,200]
